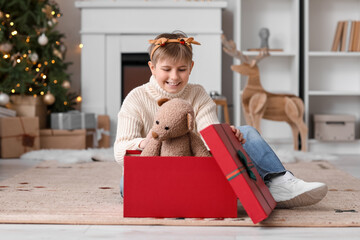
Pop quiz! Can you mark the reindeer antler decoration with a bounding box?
[222,35,308,151]
[222,35,269,67]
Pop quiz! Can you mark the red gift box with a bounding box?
[200,124,276,223]
[124,151,237,218]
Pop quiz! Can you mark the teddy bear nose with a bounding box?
[152,131,158,139]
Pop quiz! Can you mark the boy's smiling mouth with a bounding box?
[166,81,181,86]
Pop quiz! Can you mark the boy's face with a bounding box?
[148,58,194,94]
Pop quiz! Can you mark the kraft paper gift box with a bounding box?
[0,117,40,158]
[97,115,110,148]
[51,111,96,130]
[200,124,276,224]
[124,150,238,218]
[86,115,111,148]
[9,95,47,129]
[40,129,86,149]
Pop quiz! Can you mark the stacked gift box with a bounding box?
[41,111,110,150]
[0,95,46,158]
[9,95,47,129]
[0,105,111,157]
[0,116,40,158]
[0,104,41,158]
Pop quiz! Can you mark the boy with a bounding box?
[114,31,328,208]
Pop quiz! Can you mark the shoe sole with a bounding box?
[276,184,328,209]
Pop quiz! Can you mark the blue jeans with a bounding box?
[239,125,286,181]
[120,125,286,196]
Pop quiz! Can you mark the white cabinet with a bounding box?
[304,0,360,153]
[233,0,300,143]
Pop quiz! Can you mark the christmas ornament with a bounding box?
[53,48,62,59]
[35,27,47,34]
[0,42,13,53]
[29,52,39,63]
[42,5,53,19]
[60,44,67,53]
[52,18,58,25]
[0,92,10,106]
[10,52,21,67]
[47,20,53,27]
[38,33,48,46]
[43,91,55,105]
[61,80,71,89]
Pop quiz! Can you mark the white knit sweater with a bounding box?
[113,76,219,164]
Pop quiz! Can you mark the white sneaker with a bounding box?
[267,171,328,208]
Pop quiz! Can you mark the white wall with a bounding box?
[56,0,236,120]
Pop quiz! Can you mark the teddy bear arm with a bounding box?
[140,138,162,156]
[188,131,211,157]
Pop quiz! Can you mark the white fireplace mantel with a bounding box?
[75,0,227,141]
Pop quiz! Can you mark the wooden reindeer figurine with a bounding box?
[222,35,308,151]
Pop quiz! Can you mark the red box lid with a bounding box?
[200,124,276,223]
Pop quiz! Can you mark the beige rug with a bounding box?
[0,160,359,227]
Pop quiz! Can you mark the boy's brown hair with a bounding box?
[148,31,194,65]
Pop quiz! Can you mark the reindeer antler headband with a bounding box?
[148,37,201,60]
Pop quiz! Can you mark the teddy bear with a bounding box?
[140,98,211,157]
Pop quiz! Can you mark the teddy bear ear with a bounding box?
[157,98,170,106]
[187,113,194,131]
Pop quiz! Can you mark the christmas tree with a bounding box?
[0,0,77,113]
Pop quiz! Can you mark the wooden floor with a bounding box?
[0,155,359,239]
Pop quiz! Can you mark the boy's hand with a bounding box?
[230,125,246,144]
[139,131,153,149]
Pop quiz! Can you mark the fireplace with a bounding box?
[75,1,227,142]
[121,53,151,102]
